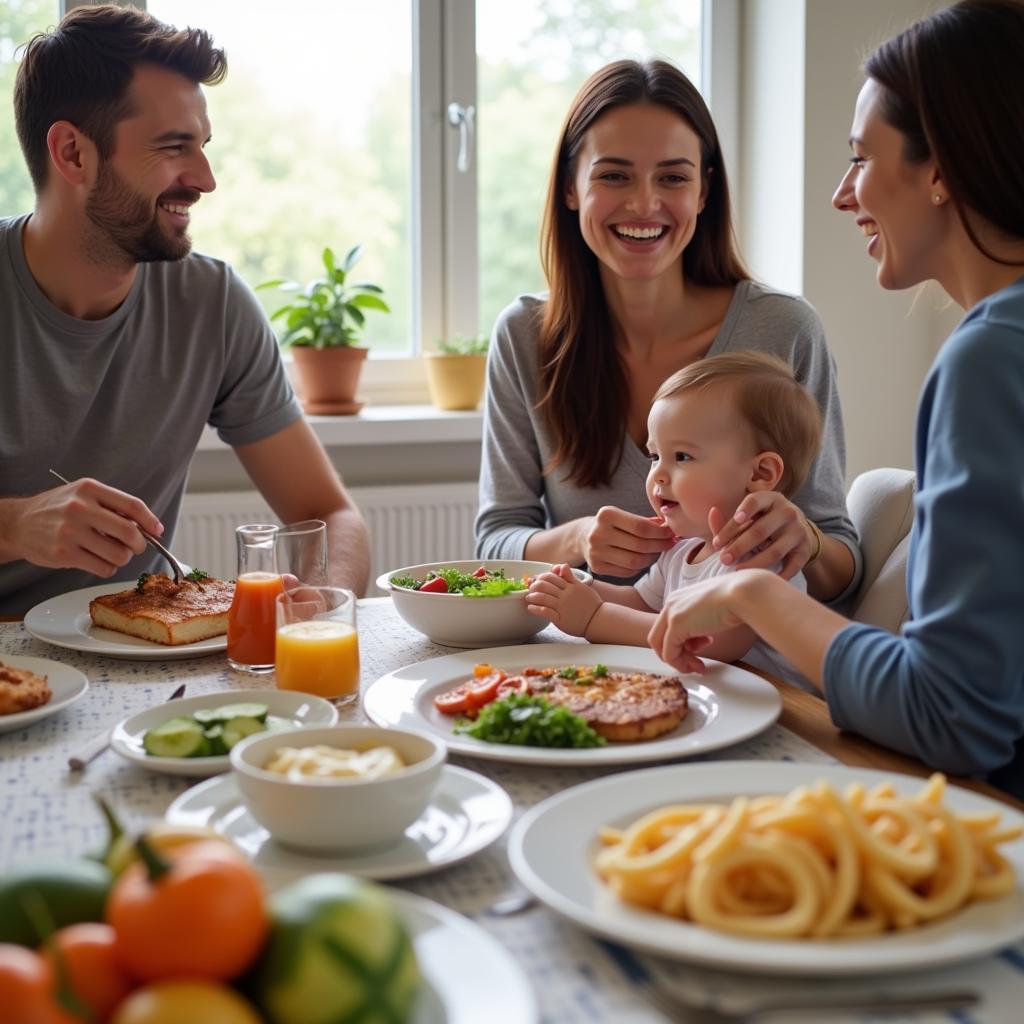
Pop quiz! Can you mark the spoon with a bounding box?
[48,469,186,584]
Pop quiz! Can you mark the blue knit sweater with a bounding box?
[826,276,1024,799]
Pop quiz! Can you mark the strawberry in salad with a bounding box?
[389,566,530,597]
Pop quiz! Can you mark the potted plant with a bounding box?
[424,334,489,411]
[260,245,389,415]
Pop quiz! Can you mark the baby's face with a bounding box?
[645,388,760,540]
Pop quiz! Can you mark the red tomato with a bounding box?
[419,577,449,593]
[433,686,470,714]
[465,672,506,710]
[107,840,267,983]
[0,944,74,1024]
[497,677,530,699]
[472,566,488,578]
[41,923,134,1024]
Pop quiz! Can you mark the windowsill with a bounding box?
[195,404,484,451]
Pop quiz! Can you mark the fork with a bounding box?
[48,469,186,583]
[635,983,980,1022]
[67,683,186,771]
[596,937,980,1022]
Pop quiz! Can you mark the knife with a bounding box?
[67,683,186,771]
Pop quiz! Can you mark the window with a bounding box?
[0,0,57,216]
[472,0,703,338]
[150,0,414,354]
[5,1,728,401]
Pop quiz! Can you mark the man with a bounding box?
[0,5,370,615]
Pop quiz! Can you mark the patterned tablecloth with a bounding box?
[1,599,1022,1023]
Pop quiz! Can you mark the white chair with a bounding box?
[845,467,916,633]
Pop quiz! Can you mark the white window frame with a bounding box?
[64,0,739,406]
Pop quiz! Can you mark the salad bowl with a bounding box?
[375,559,591,647]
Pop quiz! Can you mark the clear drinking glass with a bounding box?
[275,587,360,706]
[227,524,282,674]
[275,519,328,586]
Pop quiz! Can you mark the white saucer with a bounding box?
[0,655,89,734]
[166,764,513,881]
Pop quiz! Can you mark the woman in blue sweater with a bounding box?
[647,0,1024,798]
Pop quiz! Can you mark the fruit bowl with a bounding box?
[375,559,592,648]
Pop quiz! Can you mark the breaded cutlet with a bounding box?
[0,661,52,716]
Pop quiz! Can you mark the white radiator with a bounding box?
[176,484,479,592]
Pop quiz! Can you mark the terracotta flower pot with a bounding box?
[291,346,368,415]
[424,353,487,411]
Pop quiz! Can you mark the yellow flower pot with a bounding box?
[424,353,487,411]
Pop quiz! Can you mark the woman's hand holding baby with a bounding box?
[710,493,814,579]
[581,507,676,578]
[527,563,603,637]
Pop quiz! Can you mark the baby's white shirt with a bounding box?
[633,537,812,689]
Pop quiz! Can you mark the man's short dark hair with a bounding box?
[14,4,227,192]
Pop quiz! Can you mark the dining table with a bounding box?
[2,596,1023,1024]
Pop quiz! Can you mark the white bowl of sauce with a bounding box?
[230,724,446,852]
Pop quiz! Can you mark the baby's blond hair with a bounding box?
[653,351,822,497]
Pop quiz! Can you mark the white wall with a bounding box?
[738,0,961,481]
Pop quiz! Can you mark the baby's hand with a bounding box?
[526,564,602,637]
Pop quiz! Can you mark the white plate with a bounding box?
[110,689,338,777]
[25,583,228,660]
[363,643,780,766]
[166,764,513,880]
[364,889,538,1024]
[508,760,1024,977]
[0,655,89,734]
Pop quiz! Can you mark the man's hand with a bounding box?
[580,507,676,577]
[0,478,161,576]
[526,563,602,637]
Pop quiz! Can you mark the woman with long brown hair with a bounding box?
[475,59,859,601]
[648,0,1024,798]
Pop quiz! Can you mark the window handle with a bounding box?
[446,102,475,173]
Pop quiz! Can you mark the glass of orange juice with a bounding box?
[275,587,360,706]
[227,524,283,674]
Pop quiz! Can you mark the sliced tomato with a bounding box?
[497,677,530,699]
[433,684,471,714]
[465,672,507,710]
[472,566,488,579]
[419,576,449,593]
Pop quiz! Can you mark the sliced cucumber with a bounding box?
[143,716,208,758]
[203,724,229,756]
[221,716,267,750]
[193,702,269,725]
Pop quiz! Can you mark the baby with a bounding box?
[526,351,822,683]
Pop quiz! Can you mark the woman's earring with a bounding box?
[932,193,943,204]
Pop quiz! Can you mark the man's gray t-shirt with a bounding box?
[0,214,302,615]
[475,281,862,596]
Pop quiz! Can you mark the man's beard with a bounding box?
[84,161,194,264]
